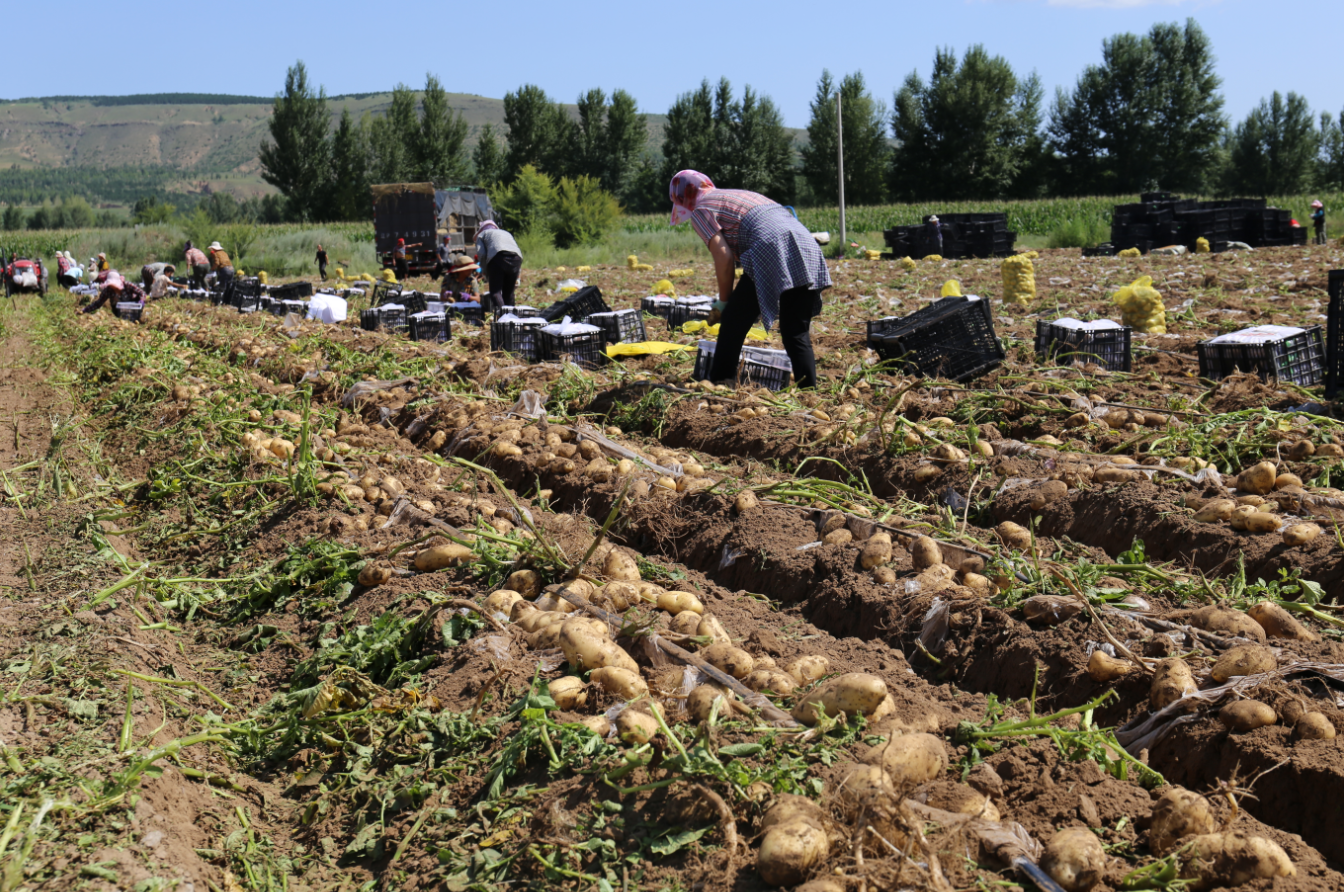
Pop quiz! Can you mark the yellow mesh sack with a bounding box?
[1118,247,1142,258]
[1114,275,1166,334]
[652,279,676,297]
[941,280,962,297]
[626,255,639,269]
[1001,255,1036,306]
[899,256,917,271]
[924,254,943,262]
[1195,238,1210,254]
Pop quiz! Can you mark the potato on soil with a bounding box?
[872,566,897,585]
[1210,645,1276,682]
[1219,700,1276,733]
[414,543,473,571]
[1237,461,1278,495]
[913,780,999,820]
[1088,650,1134,683]
[1151,658,1197,710]
[590,666,649,700]
[745,669,797,695]
[1246,601,1317,641]
[602,549,641,582]
[733,490,759,513]
[506,569,542,599]
[657,589,704,616]
[1192,499,1235,522]
[792,673,888,725]
[357,563,392,587]
[911,536,942,569]
[1293,712,1336,740]
[859,533,893,570]
[787,655,831,686]
[548,676,587,710]
[696,613,730,645]
[1041,827,1105,892]
[996,521,1033,550]
[863,732,947,787]
[616,707,662,744]
[578,715,611,737]
[669,610,701,637]
[758,796,830,887]
[559,622,638,673]
[484,589,524,616]
[1149,787,1217,854]
[837,762,896,808]
[1189,606,1265,642]
[687,684,737,722]
[1241,511,1279,534]
[822,528,853,545]
[1179,832,1295,890]
[1283,523,1321,547]
[701,643,754,679]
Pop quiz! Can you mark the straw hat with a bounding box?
[449,254,478,274]
[208,242,223,251]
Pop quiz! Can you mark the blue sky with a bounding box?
[5,0,1341,129]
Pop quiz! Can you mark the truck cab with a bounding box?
[371,183,495,276]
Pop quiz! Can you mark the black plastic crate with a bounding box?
[1325,272,1344,398]
[866,297,971,347]
[511,305,543,318]
[444,302,485,326]
[692,341,793,390]
[490,316,548,361]
[370,281,402,308]
[1197,326,1325,385]
[641,296,675,319]
[394,290,428,315]
[236,293,262,313]
[542,285,610,322]
[268,299,309,317]
[1034,320,1132,372]
[360,305,408,333]
[114,302,143,322]
[668,302,713,328]
[875,297,1004,382]
[1082,244,1116,257]
[409,312,451,343]
[539,326,606,369]
[270,281,313,300]
[586,309,647,344]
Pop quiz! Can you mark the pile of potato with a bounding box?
[1187,460,1321,545]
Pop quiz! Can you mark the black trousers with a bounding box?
[484,251,522,314]
[191,263,209,288]
[708,276,821,389]
[395,259,409,283]
[318,261,328,281]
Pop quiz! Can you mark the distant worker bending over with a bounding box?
[669,170,829,389]
[474,221,522,315]
[208,242,234,291]
[184,242,209,288]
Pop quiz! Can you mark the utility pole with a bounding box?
[836,91,846,249]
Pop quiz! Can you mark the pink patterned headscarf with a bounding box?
[669,170,715,225]
[478,220,499,234]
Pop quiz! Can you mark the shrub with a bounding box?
[1047,216,1109,249]
[552,176,623,249]
[493,165,557,237]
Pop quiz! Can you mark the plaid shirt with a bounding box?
[185,247,207,267]
[688,189,777,257]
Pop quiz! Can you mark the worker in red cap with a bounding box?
[1311,200,1326,245]
[392,237,420,283]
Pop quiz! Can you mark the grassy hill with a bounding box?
[0,92,684,201]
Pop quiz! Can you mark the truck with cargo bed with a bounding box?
[371,183,494,276]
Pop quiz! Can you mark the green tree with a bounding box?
[259,61,332,221]
[415,74,469,184]
[132,195,176,225]
[202,191,241,224]
[367,84,418,183]
[552,175,623,248]
[659,81,716,184]
[603,90,647,202]
[328,107,370,220]
[492,165,558,236]
[889,46,1042,201]
[1224,92,1319,196]
[801,70,889,205]
[1320,108,1344,190]
[59,196,95,228]
[502,84,569,179]
[1,205,23,231]
[472,123,507,189]
[1048,19,1225,194]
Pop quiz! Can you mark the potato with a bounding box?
[596,581,636,612]
[863,732,947,787]
[1023,595,1083,626]
[787,655,831,686]
[1237,461,1278,495]
[873,566,897,585]
[1293,712,1336,740]
[414,543,473,571]
[380,475,404,496]
[758,797,829,887]
[616,708,662,745]
[745,669,798,695]
[1219,700,1276,733]
[602,549,641,582]
[696,614,730,645]
[702,643,754,679]
[559,623,638,673]
[911,536,942,569]
[1283,523,1321,547]
[1275,472,1302,489]
[913,464,941,484]
[357,563,392,587]
[1095,466,1141,484]
[1241,511,1279,534]
[859,534,893,570]
[914,780,999,821]
[1150,658,1197,710]
[533,594,580,614]
[506,569,542,599]
[1087,650,1133,683]
[267,437,296,459]
[548,676,587,710]
[1180,832,1294,890]
[527,624,564,650]
[1192,499,1235,522]
[961,572,994,592]
[687,684,735,722]
[1189,606,1266,642]
[1040,827,1105,892]
[996,521,1033,550]
[792,673,888,725]
[1318,443,1344,458]
[656,590,704,616]
[669,610,701,637]
[578,714,611,737]
[1246,601,1317,641]
[1149,787,1217,854]
[590,666,649,700]
[1228,505,1256,530]
[822,528,853,546]
[734,490,759,513]
[484,589,524,616]
[837,763,895,809]
[1210,645,1276,682]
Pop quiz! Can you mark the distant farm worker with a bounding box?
[55,252,78,289]
[392,237,420,283]
[146,264,180,300]
[669,170,830,389]
[440,254,479,303]
[924,215,943,258]
[95,252,110,273]
[474,220,522,314]
[140,261,172,289]
[82,269,145,315]
[208,241,234,291]
[437,235,453,278]
[183,241,209,288]
[1311,200,1326,246]
[315,244,329,281]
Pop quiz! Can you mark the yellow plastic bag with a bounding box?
[652,279,676,297]
[1001,255,1036,306]
[899,256,917,272]
[864,249,882,261]
[682,321,767,340]
[941,279,962,297]
[605,341,695,358]
[1114,275,1166,334]
[1195,238,1210,254]
[1118,247,1141,258]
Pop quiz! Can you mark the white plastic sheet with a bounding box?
[307,293,348,324]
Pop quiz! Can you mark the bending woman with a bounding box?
[670,170,830,388]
